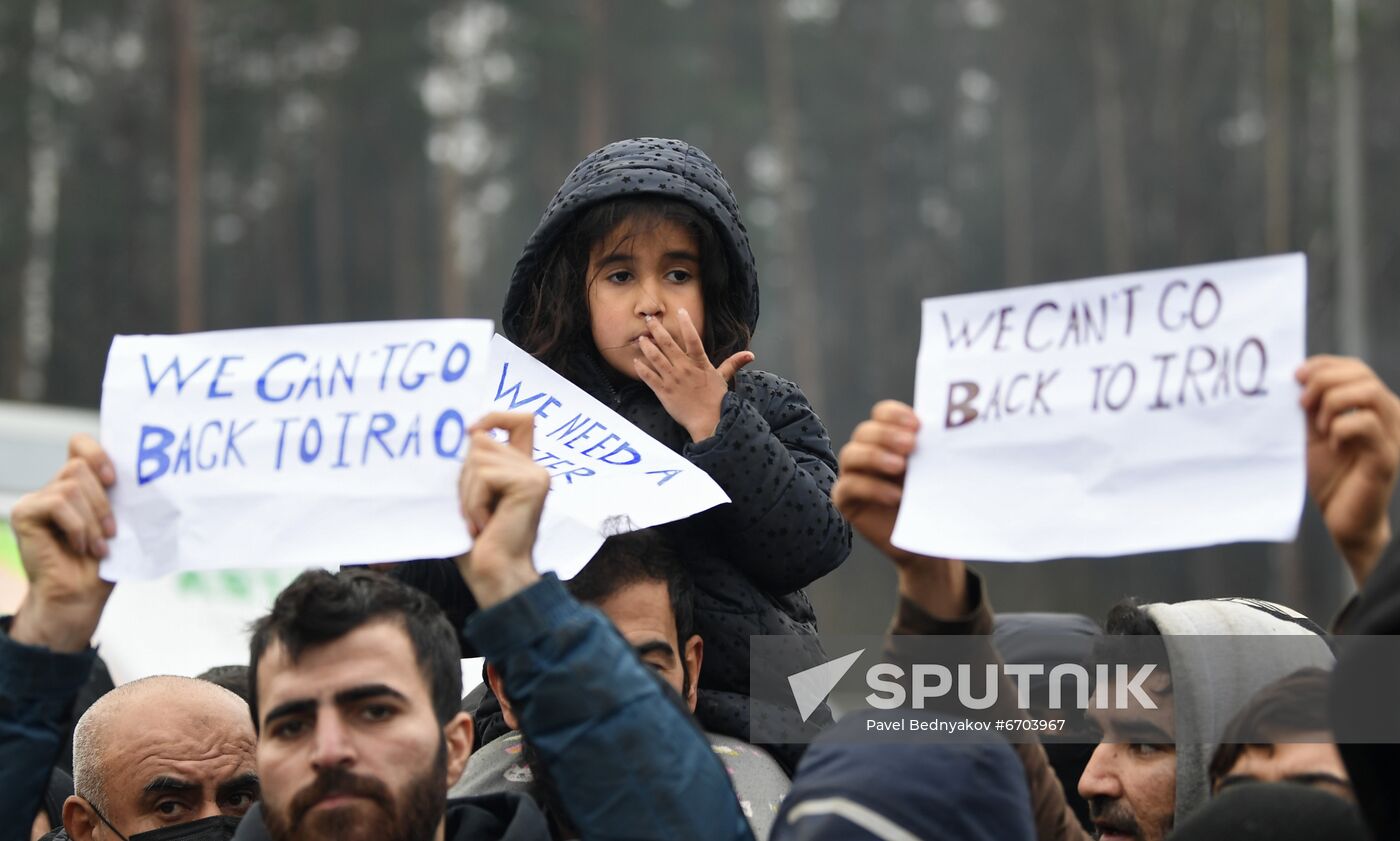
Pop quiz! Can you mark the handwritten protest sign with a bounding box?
[100,320,495,579]
[483,334,730,578]
[891,254,1307,562]
[99,323,730,583]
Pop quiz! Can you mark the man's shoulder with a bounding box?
[445,790,552,840]
[705,733,790,839]
[452,730,535,799]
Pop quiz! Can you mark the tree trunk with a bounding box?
[705,0,740,174]
[20,0,61,401]
[855,6,890,394]
[1262,0,1305,618]
[761,0,824,408]
[272,203,303,326]
[0,0,36,399]
[1151,0,1191,263]
[390,173,422,318]
[172,0,203,333]
[1332,0,1367,359]
[437,164,467,317]
[1000,7,1033,286]
[578,0,609,154]
[1089,0,1132,273]
[314,106,346,322]
[1264,0,1291,253]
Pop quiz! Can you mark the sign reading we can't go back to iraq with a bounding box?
[99,319,496,580]
[98,322,731,584]
[891,253,1307,562]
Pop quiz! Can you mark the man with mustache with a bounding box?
[456,530,790,840]
[2,435,258,841]
[831,356,1400,841]
[234,412,749,841]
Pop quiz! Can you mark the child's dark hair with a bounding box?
[515,196,752,382]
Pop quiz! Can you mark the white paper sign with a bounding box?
[891,254,1307,562]
[100,320,495,579]
[482,334,730,579]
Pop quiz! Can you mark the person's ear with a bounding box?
[486,664,520,731]
[443,710,475,789]
[683,634,703,713]
[62,796,100,841]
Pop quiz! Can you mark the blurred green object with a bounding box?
[0,520,21,579]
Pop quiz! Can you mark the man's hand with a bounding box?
[9,434,117,652]
[455,412,549,609]
[1298,356,1400,587]
[633,308,754,443]
[834,401,968,618]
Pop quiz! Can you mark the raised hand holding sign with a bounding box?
[892,254,1308,562]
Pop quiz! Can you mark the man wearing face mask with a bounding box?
[45,676,258,841]
[0,435,257,841]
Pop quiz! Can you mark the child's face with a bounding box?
[586,216,706,379]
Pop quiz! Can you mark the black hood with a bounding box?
[502,137,759,342]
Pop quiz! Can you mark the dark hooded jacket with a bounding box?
[400,139,849,771]
[510,139,849,764]
[772,710,1035,841]
[1331,539,1400,841]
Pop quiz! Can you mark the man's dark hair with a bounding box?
[567,529,696,643]
[515,196,752,383]
[1104,597,1162,636]
[1096,597,1170,733]
[1208,667,1334,788]
[197,664,251,704]
[248,568,462,730]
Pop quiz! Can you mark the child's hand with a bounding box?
[634,308,754,442]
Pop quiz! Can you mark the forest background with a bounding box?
[1,0,1396,630]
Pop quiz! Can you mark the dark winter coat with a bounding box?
[402,138,850,771]
[513,138,850,763]
[1332,539,1400,841]
[0,616,96,841]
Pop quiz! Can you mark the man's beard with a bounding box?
[265,740,447,841]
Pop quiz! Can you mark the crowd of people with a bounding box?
[3,138,1400,841]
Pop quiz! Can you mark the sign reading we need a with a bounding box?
[891,253,1307,562]
[482,335,729,573]
[100,320,495,579]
